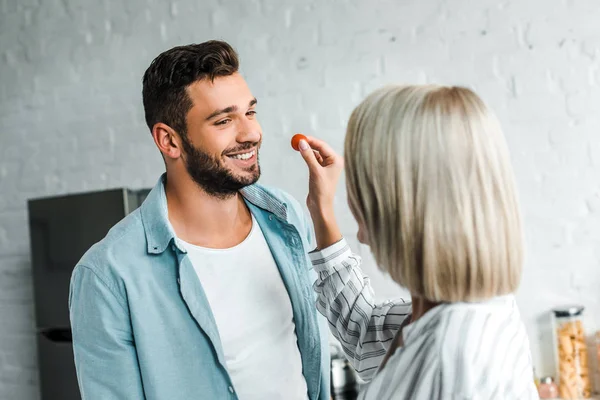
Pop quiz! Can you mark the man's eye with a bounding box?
[215,119,231,126]
[246,110,257,116]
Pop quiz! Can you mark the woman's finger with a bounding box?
[298,139,322,174]
[304,136,339,161]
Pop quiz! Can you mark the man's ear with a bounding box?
[152,123,182,159]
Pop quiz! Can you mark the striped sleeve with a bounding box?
[310,238,412,382]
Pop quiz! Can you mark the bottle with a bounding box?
[537,376,558,399]
[329,341,358,400]
[551,305,591,399]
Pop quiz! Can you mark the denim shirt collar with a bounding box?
[140,174,289,255]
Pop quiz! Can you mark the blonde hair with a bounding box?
[345,85,523,302]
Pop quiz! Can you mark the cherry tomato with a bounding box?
[291,134,308,151]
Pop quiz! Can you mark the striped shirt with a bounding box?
[310,239,539,400]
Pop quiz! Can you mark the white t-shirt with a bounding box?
[180,216,308,400]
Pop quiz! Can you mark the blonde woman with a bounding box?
[296,85,539,399]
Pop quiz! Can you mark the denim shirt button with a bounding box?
[228,386,234,393]
[268,215,273,221]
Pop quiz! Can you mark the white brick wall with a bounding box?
[1,0,600,397]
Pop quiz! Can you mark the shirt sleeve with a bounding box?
[310,238,412,382]
[69,266,146,399]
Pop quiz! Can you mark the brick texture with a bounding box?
[1,0,600,397]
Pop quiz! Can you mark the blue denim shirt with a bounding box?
[69,175,330,399]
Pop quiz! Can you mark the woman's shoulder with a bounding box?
[435,295,534,398]
[362,295,534,399]
[431,295,527,363]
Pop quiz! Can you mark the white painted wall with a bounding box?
[2,0,600,397]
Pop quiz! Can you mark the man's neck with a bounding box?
[164,171,252,249]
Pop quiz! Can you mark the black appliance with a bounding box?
[27,188,149,399]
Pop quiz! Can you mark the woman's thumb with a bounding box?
[298,139,320,171]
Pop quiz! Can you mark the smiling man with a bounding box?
[69,41,331,400]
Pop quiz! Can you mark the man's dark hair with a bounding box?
[142,40,239,137]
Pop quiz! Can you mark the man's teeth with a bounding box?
[231,151,254,160]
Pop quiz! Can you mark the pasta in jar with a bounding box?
[552,306,591,399]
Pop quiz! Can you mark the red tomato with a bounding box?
[291,134,308,151]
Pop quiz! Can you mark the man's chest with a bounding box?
[184,226,295,350]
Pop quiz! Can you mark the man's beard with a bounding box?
[180,136,261,199]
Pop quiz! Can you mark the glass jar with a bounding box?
[596,331,600,393]
[537,376,558,399]
[552,305,591,399]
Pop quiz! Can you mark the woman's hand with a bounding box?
[296,135,344,249]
